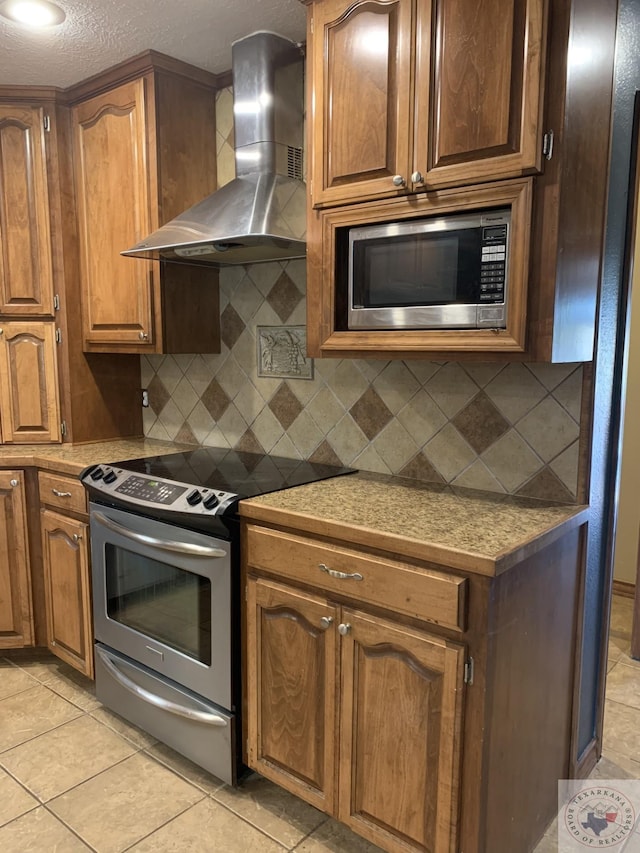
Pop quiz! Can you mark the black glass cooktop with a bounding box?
[110,447,355,500]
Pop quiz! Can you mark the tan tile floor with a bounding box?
[0,595,637,852]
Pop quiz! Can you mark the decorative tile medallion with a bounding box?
[257,326,313,380]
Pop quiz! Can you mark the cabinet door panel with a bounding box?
[246,577,337,813]
[73,79,155,346]
[0,471,33,648]
[339,609,464,852]
[0,322,61,443]
[421,0,546,187]
[310,0,413,206]
[41,509,93,677]
[0,106,54,315]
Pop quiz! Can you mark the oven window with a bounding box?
[105,544,211,665]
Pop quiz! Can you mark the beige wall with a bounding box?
[614,173,640,585]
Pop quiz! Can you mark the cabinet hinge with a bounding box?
[43,114,51,132]
[310,17,314,33]
[55,328,62,344]
[53,294,60,311]
[464,657,474,686]
[60,421,67,437]
[542,130,554,161]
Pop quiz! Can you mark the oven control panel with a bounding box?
[81,466,239,517]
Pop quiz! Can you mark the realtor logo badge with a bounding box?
[563,786,635,847]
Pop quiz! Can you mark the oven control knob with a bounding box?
[203,493,219,510]
[186,489,202,506]
[103,470,117,484]
[90,467,104,481]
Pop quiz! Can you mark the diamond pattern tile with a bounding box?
[266,272,303,322]
[269,383,304,430]
[349,387,393,441]
[399,453,446,484]
[201,379,231,421]
[452,392,510,454]
[147,374,170,416]
[516,468,575,503]
[235,429,266,454]
[220,304,246,351]
[309,440,343,467]
[138,260,584,499]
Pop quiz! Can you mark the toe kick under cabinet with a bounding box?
[241,516,586,853]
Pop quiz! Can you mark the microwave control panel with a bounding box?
[479,224,508,303]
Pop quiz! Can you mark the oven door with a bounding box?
[89,502,232,709]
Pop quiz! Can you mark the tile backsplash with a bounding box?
[141,85,582,503]
[142,259,582,502]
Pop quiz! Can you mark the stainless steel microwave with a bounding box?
[347,209,511,331]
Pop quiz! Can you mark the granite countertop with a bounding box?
[239,471,589,576]
[0,438,186,476]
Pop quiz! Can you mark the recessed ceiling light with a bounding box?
[0,0,66,28]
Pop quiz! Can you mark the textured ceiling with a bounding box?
[0,0,307,87]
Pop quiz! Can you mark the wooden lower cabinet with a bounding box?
[40,508,93,677]
[246,576,465,853]
[0,470,34,647]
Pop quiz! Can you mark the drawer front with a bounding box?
[246,525,467,632]
[38,471,87,515]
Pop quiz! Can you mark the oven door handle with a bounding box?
[95,646,228,727]
[92,511,227,558]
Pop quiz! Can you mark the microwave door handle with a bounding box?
[95,646,228,727]
[92,511,227,559]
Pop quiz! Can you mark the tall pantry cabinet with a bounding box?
[0,89,142,445]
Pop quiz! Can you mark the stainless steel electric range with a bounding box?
[81,447,354,785]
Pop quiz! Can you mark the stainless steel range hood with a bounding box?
[122,32,306,266]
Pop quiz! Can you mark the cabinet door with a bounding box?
[0,105,54,316]
[419,0,546,188]
[338,609,464,853]
[246,577,338,813]
[0,321,61,443]
[309,0,414,206]
[41,509,93,678]
[0,471,34,648]
[73,78,155,348]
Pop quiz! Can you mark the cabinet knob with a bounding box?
[10,479,18,487]
[411,171,424,184]
[338,623,351,636]
[72,533,82,542]
[139,332,149,341]
[0,328,4,335]
[320,616,334,629]
[392,175,406,187]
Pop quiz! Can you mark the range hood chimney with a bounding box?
[122,32,306,266]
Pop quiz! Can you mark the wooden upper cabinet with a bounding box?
[0,321,61,443]
[0,471,34,648]
[0,105,54,315]
[70,58,221,354]
[73,79,155,348]
[421,0,546,188]
[310,0,414,205]
[308,0,547,206]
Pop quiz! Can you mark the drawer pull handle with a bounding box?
[52,488,72,497]
[318,563,363,581]
[320,616,334,629]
